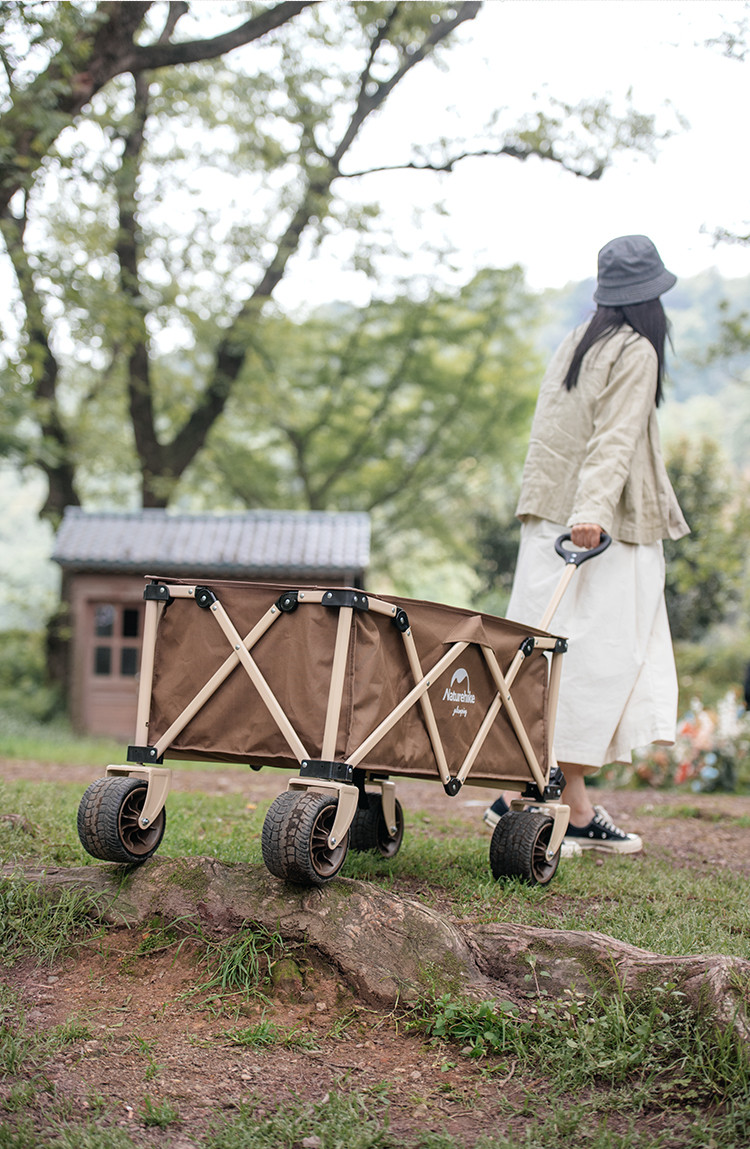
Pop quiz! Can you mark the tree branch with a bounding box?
[0,207,80,521]
[126,1,317,71]
[114,72,169,506]
[159,2,190,45]
[174,3,484,473]
[342,144,605,181]
[330,1,482,170]
[0,0,316,219]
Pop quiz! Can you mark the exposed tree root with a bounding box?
[8,856,750,1040]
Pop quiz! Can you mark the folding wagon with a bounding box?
[77,534,610,887]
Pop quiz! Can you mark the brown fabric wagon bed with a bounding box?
[77,559,596,887]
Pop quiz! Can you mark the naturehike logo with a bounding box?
[443,668,475,718]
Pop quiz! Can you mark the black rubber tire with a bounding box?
[77,777,166,864]
[489,811,560,886]
[348,793,404,858]
[261,790,349,886]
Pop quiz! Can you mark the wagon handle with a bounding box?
[554,531,612,566]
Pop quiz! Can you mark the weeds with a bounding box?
[221,1017,318,1051]
[408,978,750,1106]
[0,876,101,967]
[204,1087,393,1149]
[198,923,285,1004]
[128,1034,162,1081]
[141,1095,180,1128]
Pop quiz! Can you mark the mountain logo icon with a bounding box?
[443,668,475,704]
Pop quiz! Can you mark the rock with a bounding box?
[270,956,304,1000]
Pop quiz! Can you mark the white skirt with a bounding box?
[506,518,678,770]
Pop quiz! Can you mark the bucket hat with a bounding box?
[593,235,676,306]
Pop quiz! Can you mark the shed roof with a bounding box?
[52,508,370,579]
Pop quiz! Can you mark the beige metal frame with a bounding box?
[113,581,571,859]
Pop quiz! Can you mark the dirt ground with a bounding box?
[3,760,750,1147]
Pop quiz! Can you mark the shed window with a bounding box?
[95,605,115,637]
[122,609,139,638]
[89,602,142,679]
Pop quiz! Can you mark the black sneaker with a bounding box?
[564,805,642,854]
[482,796,510,829]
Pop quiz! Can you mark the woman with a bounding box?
[485,235,689,853]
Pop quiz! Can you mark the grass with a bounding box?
[220,1017,318,1051]
[407,979,750,1101]
[0,711,125,768]
[204,1088,397,1149]
[1,1089,743,1149]
[3,771,750,962]
[0,986,96,1083]
[192,924,287,1010]
[140,1095,180,1127]
[0,874,103,967]
[4,737,750,1148]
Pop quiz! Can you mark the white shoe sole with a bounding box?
[565,836,643,855]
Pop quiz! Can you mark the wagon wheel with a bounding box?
[348,793,404,858]
[261,790,349,886]
[489,811,559,886]
[77,777,166,864]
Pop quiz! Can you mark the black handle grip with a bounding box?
[555,531,612,566]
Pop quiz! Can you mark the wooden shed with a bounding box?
[51,508,371,739]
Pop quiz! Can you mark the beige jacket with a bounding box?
[515,324,689,544]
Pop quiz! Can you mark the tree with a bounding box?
[0,0,317,219]
[0,0,664,524]
[472,510,521,616]
[184,267,542,571]
[664,436,748,642]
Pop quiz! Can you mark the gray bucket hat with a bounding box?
[593,234,677,306]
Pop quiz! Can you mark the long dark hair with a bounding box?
[562,299,670,406]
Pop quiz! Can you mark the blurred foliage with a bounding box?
[0,629,63,722]
[185,268,541,574]
[674,634,749,712]
[472,508,521,618]
[664,436,749,642]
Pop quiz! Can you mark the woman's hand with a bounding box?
[570,522,604,549]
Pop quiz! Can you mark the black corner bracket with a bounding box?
[143,582,173,603]
[127,745,164,764]
[522,764,565,803]
[443,777,462,797]
[321,590,369,611]
[300,759,355,784]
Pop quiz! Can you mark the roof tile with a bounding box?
[52,508,370,578]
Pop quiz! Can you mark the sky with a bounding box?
[275,0,749,307]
